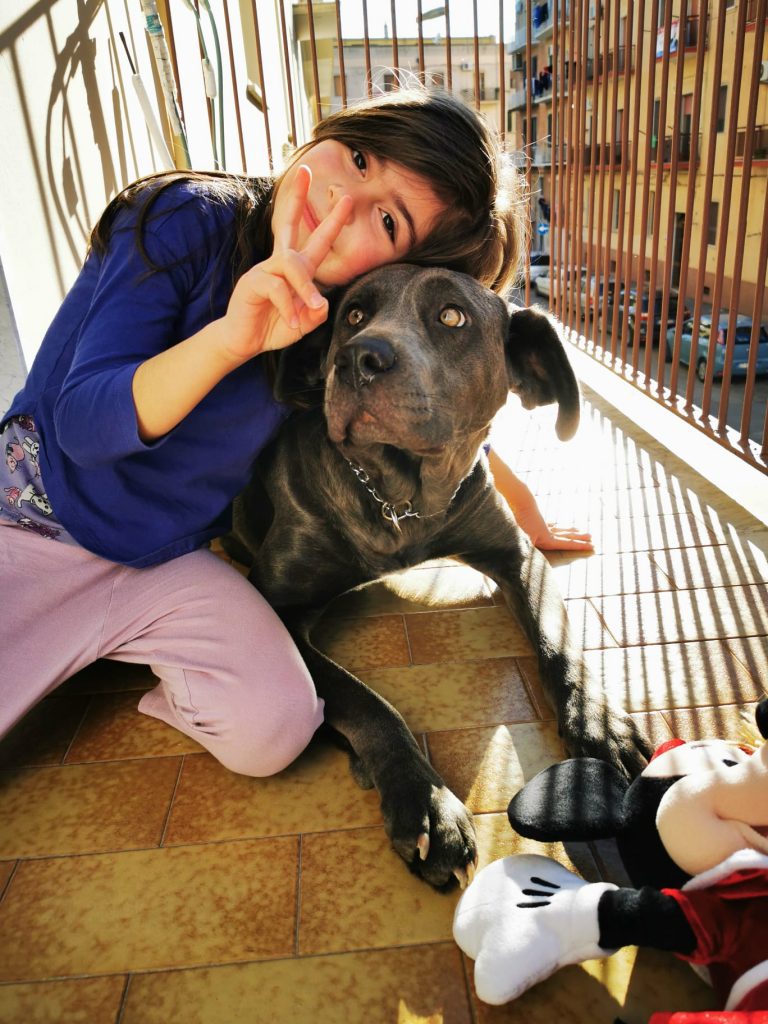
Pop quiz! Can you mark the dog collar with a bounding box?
[345,459,423,532]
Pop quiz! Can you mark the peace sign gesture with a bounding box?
[221,165,353,364]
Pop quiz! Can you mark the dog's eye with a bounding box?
[346,306,365,326]
[439,306,466,328]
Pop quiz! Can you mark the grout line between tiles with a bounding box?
[294,834,303,957]
[159,755,186,847]
[60,694,95,765]
[114,974,132,1024]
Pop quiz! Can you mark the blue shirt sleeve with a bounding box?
[52,186,236,468]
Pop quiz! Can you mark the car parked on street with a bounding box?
[624,288,691,345]
[666,314,768,381]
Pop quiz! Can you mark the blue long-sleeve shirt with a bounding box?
[2,180,290,568]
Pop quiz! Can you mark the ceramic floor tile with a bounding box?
[591,512,718,554]
[404,606,533,664]
[0,696,89,769]
[0,976,126,1024]
[312,614,411,670]
[329,564,493,616]
[726,634,768,690]
[56,659,156,695]
[299,826,459,954]
[467,945,715,1022]
[0,837,298,981]
[472,811,601,883]
[546,551,673,599]
[652,541,768,590]
[165,741,381,845]
[0,757,180,859]
[661,702,763,744]
[582,639,765,712]
[427,722,565,813]
[123,944,472,1024]
[359,658,538,733]
[0,860,16,895]
[563,597,620,649]
[65,691,203,762]
[595,585,768,646]
[629,710,675,749]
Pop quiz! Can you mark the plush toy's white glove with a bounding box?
[452,854,618,1005]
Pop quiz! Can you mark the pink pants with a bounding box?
[0,525,324,776]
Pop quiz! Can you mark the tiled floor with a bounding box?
[1,382,767,1023]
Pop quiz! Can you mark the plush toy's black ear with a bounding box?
[505,306,581,441]
[507,759,630,841]
[757,698,768,740]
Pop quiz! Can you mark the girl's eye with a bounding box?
[381,211,396,241]
[351,149,366,172]
[346,306,365,326]
[439,306,466,328]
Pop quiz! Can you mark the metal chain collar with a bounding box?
[345,459,422,532]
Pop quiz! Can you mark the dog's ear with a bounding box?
[505,306,581,441]
[273,291,344,405]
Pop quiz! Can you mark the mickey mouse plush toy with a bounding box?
[453,699,768,1019]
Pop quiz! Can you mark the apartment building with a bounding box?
[509,0,768,312]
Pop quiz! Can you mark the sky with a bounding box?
[332,1,514,45]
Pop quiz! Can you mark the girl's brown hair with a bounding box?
[90,85,527,296]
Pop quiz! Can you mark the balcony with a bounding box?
[650,131,702,166]
[2,4,768,1019]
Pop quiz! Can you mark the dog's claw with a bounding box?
[417,832,430,862]
[466,858,477,886]
[453,865,470,889]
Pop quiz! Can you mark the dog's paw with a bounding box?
[559,696,653,779]
[381,780,478,890]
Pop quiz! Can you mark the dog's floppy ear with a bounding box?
[273,290,343,405]
[505,306,581,441]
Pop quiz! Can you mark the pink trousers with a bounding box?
[0,525,324,776]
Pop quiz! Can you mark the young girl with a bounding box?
[0,87,586,775]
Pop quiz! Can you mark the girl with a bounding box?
[0,87,586,775]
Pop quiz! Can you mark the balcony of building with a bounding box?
[1,2,767,1022]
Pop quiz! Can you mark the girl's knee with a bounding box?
[214,693,325,777]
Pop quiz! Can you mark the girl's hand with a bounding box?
[221,165,353,363]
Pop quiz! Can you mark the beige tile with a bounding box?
[405,606,533,664]
[360,659,537,734]
[165,742,382,845]
[123,944,472,1024]
[312,614,411,670]
[593,512,718,555]
[629,710,674,750]
[515,657,555,720]
[427,723,565,813]
[583,639,765,712]
[564,598,620,649]
[547,550,673,598]
[0,976,126,1024]
[652,541,768,590]
[594,586,768,646]
[726,634,768,691]
[57,659,155,695]
[472,811,601,883]
[0,837,298,981]
[65,691,203,762]
[467,945,715,1022]
[0,757,180,859]
[0,696,89,769]
[661,702,763,744]
[0,860,15,895]
[299,827,459,954]
[329,564,493,616]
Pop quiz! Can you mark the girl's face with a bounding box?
[272,139,445,286]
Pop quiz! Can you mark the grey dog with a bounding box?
[225,263,652,889]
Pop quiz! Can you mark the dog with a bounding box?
[225,264,653,889]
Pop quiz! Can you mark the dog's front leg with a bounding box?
[464,536,652,778]
[292,631,477,889]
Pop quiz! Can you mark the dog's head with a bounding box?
[276,264,580,459]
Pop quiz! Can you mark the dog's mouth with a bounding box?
[326,393,449,458]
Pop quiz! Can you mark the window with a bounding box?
[612,189,621,230]
[652,99,661,158]
[647,191,655,236]
[707,201,719,245]
[717,85,727,132]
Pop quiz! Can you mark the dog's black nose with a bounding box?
[334,338,396,389]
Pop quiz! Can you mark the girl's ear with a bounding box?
[505,306,581,441]
[507,759,631,841]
